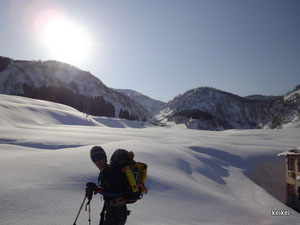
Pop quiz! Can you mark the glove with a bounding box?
[86,182,97,191]
[86,182,103,194]
[86,182,97,200]
[95,186,103,194]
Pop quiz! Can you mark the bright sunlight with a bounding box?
[41,16,92,66]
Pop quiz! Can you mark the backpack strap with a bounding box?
[98,167,110,189]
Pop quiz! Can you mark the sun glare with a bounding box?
[41,17,92,66]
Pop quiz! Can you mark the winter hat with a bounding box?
[90,146,107,163]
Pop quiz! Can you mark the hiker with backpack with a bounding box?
[86,146,148,225]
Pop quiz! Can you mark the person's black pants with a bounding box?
[101,204,127,225]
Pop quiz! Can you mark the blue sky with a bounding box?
[1,0,300,102]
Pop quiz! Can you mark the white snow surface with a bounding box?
[1,94,300,225]
[278,147,300,156]
[0,95,148,128]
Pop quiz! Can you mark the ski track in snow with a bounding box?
[1,94,300,225]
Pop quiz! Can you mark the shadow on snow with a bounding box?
[187,146,244,185]
[0,138,82,150]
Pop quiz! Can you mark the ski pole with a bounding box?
[99,202,107,225]
[84,184,94,225]
[88,202,91,225]
[85,200,92,225]
[73,195,87,225]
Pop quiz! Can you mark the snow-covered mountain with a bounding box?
[0,56,149,121]
[258,85,300,129]
[114,88,166,116]
[155,87,278,130]
[244,94,279,101]
[2,56,299,131]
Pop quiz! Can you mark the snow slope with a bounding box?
[0,94,148,128]
[1,94,300,225]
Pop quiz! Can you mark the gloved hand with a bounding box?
[95,186,103,194]
[86,182,97,191]
[86,182,97,200]
[86,182,103,195]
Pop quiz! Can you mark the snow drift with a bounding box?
[1,94,300,225]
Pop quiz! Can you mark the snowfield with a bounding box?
[1,94,300,225]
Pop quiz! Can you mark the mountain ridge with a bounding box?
[258,86,300,129]
[1,56,299,130]
[0,56,149,121]
[113,88,166,116]
[155,86,279,130]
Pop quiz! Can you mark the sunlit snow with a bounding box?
[1,94,300,225]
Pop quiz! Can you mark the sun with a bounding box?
[41,17,92,66]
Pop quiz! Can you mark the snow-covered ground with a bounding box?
[1,94,300,225]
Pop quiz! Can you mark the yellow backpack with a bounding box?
[110,149,148,204]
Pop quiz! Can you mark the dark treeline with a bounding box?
[19,84,138,120]
[173,109,214,120]
[119,108,139,121]
[0,56,11,72]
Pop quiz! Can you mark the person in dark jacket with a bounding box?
[87,146,128,225]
